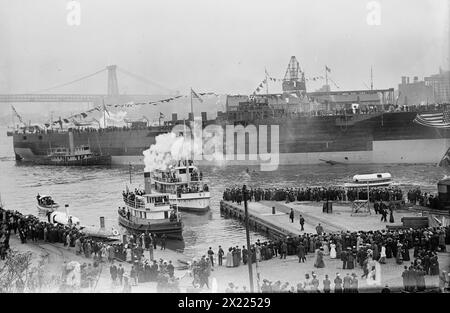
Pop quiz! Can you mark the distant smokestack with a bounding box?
[188,112,193,121]
[401,76,407,85]
[172,113,177,122]
[414,76,418,83]
[100,216,105,229]
[201,112,207,121]
[144,172,152,194]
[68,131,74,154]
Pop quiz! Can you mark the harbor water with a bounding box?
[0,127,447,257]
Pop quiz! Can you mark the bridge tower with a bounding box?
[107,65,119,96]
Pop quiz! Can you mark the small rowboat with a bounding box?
[36,195,60,213]
[344,173,392,188]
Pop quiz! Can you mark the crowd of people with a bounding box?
[209,225,449,292]
[407,188,441,209]
[223,186,406,203]
[0,206,183,292]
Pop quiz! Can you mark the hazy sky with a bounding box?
[0,0,449,98]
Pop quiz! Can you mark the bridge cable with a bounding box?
[117,67,177,94]
[31,68,106,94]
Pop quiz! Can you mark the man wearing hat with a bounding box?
[323,274,331,293]
[341,247,348,269]
[343,273,352,293]
[350,273,359,293]
[334,273,343,293]
[311,273,320,293]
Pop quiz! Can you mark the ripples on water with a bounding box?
[0,128,448,256]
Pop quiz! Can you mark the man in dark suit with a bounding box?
[299,215,305,231]
[341,248,348,269]
[110,262,118,285]
[117,264,124,285]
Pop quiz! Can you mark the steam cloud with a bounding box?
[143,132,201,172]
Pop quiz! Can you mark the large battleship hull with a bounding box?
[13,112,450,166]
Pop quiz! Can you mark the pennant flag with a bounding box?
[191,88,204,103]
[160,112,165,118]
[44,123,50,128]
[259,83,263,88]
[102,102,110,117]
[325,66,331,73]
[413,111,450,128]
[11,105,24,124]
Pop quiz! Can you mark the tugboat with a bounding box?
[38,145,111,166]
[36,194,60,213]
[118,172,183,239]
[152,160,211,213]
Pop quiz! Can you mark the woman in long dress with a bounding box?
[314,248,325,268]
[330,242,337,259]
[255,245,261,262]
[379,245,386,264]
[323,241,330,256]
[335,241,342,259]
[225,248,233,267]
[395,244,403,265]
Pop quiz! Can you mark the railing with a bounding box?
[122,195,145,209]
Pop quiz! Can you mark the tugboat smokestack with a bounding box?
[144,172,152,194]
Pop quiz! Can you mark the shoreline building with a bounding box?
[398,76,435,106]
[425,68,450,104]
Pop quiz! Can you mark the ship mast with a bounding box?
[325,65,330,111]
[370,66,373,90]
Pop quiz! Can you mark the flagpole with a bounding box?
[265,69,269,96]
[103,97,106,128]
[325,66,330,112]
[190,88,194,121]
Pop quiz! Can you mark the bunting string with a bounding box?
[51,92,220,126]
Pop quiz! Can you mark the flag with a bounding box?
[413,111,450,128]
[191,88,204,103]
[325,66,331,73]
[11,105,24,124]
[159,112,165,119]
[102,102,110,117]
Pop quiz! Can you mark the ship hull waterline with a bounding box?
[118,215,183,240]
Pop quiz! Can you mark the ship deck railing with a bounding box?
[153,176,204,184]
[118,209,181,223]
[122,196,146,209]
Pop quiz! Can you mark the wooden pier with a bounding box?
[220,200,301,241]
[220,199,426,239]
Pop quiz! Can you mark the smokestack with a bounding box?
[172,113,177,122]
[144,172,152,194]
[401,76,407,85]
[414,76,418,83]
[68,131,74,154]
[188,112,193,121]
[100,216,105,229]
[201,112,207,121]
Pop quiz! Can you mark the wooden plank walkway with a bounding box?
[220,200,422,239]
[220,200,332,240]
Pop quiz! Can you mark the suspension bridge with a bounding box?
[0,65,179,105]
